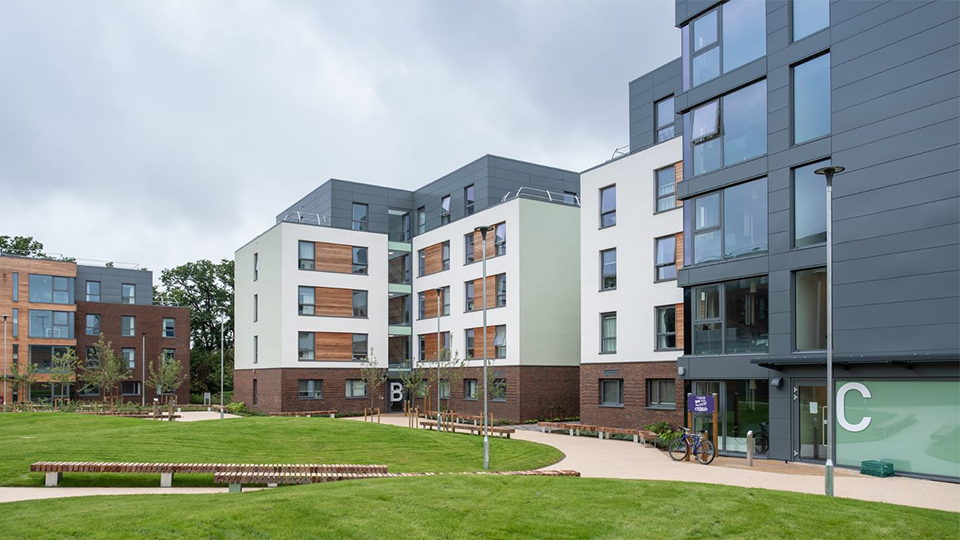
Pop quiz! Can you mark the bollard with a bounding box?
[746,430,754,467]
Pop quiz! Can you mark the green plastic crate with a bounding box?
[860,460,894,477]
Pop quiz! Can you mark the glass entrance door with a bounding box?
[798,385,828,461]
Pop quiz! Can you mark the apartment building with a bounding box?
[579,60,685,429]
[665,0,959,479]
[235,155,581,420]
[0,254,190,405]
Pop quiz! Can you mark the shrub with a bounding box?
[226,402,248,415]
[644,421,683,449]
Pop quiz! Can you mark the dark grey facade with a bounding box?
[629,58,684,153]
[76,265,153,306]
[667,0,959,477]
[276,154,580,237]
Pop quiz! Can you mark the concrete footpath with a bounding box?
[355,415,960,513]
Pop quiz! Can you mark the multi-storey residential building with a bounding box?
[0,254,190,405]
[235,155,581,420]
[667,0,959,479]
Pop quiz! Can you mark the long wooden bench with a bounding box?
[537,422,659,446]
[420,420,514,438]
[268,410,338,418]
[30,461,385,487]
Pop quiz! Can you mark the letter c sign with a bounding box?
[836,382,871,432]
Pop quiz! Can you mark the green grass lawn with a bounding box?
[0,476,956,539]
[0,414,562,486]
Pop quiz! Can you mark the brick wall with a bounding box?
[580,361,683,429]
[235,367,387,415]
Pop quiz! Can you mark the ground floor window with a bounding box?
[439,379,449,399]
[599,379,624,406]
[298,379,323,399]
[346,379,366,398]
[491,378,507,402]
[647,379,676,409]
[252,379,258,406]
[121,381,142,396]
[464,379,478,400]
[29,383,71,402]
[686,379,769,455]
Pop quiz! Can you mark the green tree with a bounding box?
[146,353,187,403]
[189,348,233,398]
[156,259,234,351]
[9,361,36,404]
[81,335,130,403]
[359,350,388,410]
[0,235,45,257]
[49,348,80,411]
[438,337,468,413]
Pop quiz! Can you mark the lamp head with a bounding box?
[474,225,494,237]
[814,165,845,177]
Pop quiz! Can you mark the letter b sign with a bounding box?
[390,382,403,403]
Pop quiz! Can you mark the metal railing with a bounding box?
[499,187,580,207]
[0,249,142,270]
[281,212,329,226]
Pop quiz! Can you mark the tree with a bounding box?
[359,350,388,410]
[399,365,427,415]
[156,259,234,351]
[147,353,187,404]
[49,348,80,410]
[81,335,130,404]
[438,338,469,413]
[0,235,45,257]
[9,361,36,404]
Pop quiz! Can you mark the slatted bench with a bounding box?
[537,422,659,445]
[420,420,514,438]
[268,410,338,418]
[30,461,386,487]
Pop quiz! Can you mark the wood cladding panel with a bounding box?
[675,303,685,351]
[468,274,501,311]
[315,332,353,361]
[316,287,353,317]
[674,162,683,208]
[315,242,353,274]
[420,332,450,363]
[675,232,684,270]
[470,225,500,262]
[470,326,500,358]
[423,242,446,275]
[422,288,444,319]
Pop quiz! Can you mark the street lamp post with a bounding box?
[475,225,494,470]
[815,164,844,498]
[141,332,146,407]
[3,315,7,413]
[220,318,225,420]
[436,288,442,431]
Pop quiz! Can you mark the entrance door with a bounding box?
[797,384,828,462]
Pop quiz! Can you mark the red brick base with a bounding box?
[579,361,683,430]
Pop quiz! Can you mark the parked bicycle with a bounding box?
[668,427,716,465]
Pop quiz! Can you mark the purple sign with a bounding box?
[687,395,715,414]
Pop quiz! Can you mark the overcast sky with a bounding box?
[0,0,679,278]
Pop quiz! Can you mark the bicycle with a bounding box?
[668,427,716,465]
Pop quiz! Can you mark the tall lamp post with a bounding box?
[435,287,442,431]
[3,314,7,413]
[220,318,225,420]
[815,164,844,497]
[141,332,147,407]
[475,225,494,470]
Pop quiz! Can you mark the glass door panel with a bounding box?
[798,385,828,461]
[725,380,769,455]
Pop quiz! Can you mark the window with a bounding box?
[494,325,506,358]
[299,241,315,270]
[122,348,136,369]
[793,160,829,247]
[491,378,507,402]
[85,347,98,368]
[465,329,476,358]
[298,332,315,361]
[11,308,17,337]
[647,379,676,408]
[439,379,450,399]
[253,335,258,364]
[162,349,175,361]
[162,318,175,338]
[792,0,829,41]
[689,177,767,264]
[121,283,135,304]
[12,272,17,302]
[656,96,676,142]
[298,379,323,399]
[793,53,831,144]
[441,241,450,271]
[28,310,73,339]
[353,334,368,361]
[600,249,617,290]
[346,379,366,398]
[253,294,258,322]
[600,379,624,406]
[85,314,100,336]
[655,236,677,281]
[352,203,368,231]
[599,185,616,228]
[600,312,617,353]
[121,381,141,396]
[298,287,315,316]
[389,209,411,242]
[494,223,506,256]
[465,281,475,311]
[688,0,766,88]
[442,286,450,316]
[352,247,368,275]
[464,185,475,215]
[121,316,135,337]
[416,207,426,235]
[353,290,368,317]
[85,280,100,302]
[464,379,478,400]
[79,386,99,397]
[440,195,451,225]
[417,292,426,319]
[253,253,259,281]
[464,233,475,264]
[795,267,827,351]
[656,306,677,350]
[692,276,769,355]
[656,166,676,212]
[418,249,425,277]
[496,274,506,307]
[29,275,73,304]
[689,80,767,176]
[252,379,258,406]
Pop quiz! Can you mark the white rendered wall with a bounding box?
[580,137,683,365]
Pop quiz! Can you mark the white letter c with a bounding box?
[837,382,871,432]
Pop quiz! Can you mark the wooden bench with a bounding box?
[268,410,338,418]
[30,461,385,487]
[537,422,659,445]
[420,420,514,438]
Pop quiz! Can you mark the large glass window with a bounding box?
[85,314,100,336]
[688,0,766,88]
[793,53,831,144]
[692,276,769,355]
[600,249,617,290]
[121,381,141,396]
[689,177,767,264]
[648,379,676,408]
[298,332,315,361]
[85,281,100,302]
[795,267,827,351]
[388,253,411,284]
[494,223,507,256]
[298,379,323,399]
[352,203,368,231]
[494,325,506,358]
[793,160,829,247]
[12,272,18,302]
[600,312,617,353]
[440,195,451,225]
[600,379,624,406]
[792,0,829,41]
[656,166,676,212]
[298,241,315,270]
[464,185,475,215]
[690,80,767,176]
[353,290,368,317]
[352,247,368,275]
[656,96,676,142]
[121,284,135,304]
[599,185,616,228]
[656,306,677,350]
[29,275,73,305]
[655,236,677,281]
[346,380,366,398]
[28,310,73,339]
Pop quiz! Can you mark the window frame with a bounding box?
[440,195,451,225]
[162,318,175,338]
[691,277,769,355]
[416,206,426,235]
[298,241,316,270]
[689,80,767,177]
[352,333,368,362]
[491,378,507,402]
[654,235,677,282]
[351,202,369,231]
[298,287,315,316]
[689,177,768,265]
[655,305,678,351]
[599,185,616,229]
[345,379,367,399]
[791,51,831,146]
[464,232,475,264]
[352,247,368,275]
[85,280,100,302]
[121,283,136,304]
[600,248,617,291]
[791,0,830,43]
[655,95,676,143]
[465,328,475,359]
[794,266,828,352]
[253,253,259,281]
[121,381,142,396]
[494,223,507,256]
[647,379,677,409]
[352,290,368,318]
[599,379,624,407]
[463,378,478,400]
[121,348,136,369]
[121,315,136,337]
[464,281,475,312]
[655,165,677,213]
[12,272,18,302]
[495,274,506,307]
[464,184,475,215]
[494,325,506,359]
[687,0,766,89]
[85,314,101,336]
[791,159,830,249]
[600,312,617,354]
[298,379,323,400]
[298,331,315,361]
